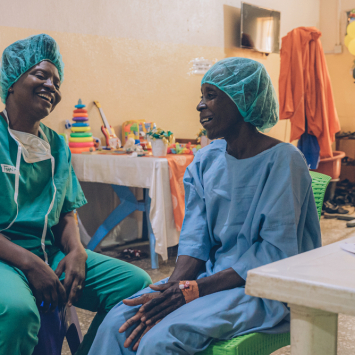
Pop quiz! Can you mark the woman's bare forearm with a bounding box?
[168,255,206,282]
[52,211,86,255]
[0,233,43,272]
[169,255,245,297]
[196,267,245,297]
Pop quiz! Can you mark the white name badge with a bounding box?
[1,164,18,174]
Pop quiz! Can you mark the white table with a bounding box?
[71,154,180,264]
[245,235,355,355]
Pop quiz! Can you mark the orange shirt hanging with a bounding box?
[279,27,340,158]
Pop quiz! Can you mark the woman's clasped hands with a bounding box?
[119,281,186,351]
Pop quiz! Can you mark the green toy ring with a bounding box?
[70,132,93,138]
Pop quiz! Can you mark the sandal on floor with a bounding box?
[323,201,349,214]
[118,248,148,261]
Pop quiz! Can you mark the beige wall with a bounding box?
[320,0,355,132]
[0,0,320,142]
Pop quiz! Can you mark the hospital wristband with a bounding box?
[179,281,199,303]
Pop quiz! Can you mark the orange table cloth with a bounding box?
[165,155,194,231]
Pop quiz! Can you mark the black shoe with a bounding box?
[323,201,349,214]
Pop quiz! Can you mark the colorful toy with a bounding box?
[197,128,210,148]
[122,120,157,145]
[197,128,207,143]
[94,101,121,149]
[68,99,95,154]
[168,142,202,155]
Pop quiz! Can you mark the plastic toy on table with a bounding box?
[93,101,121,149]
[168,142,201,155]
[68,99,95,154]
[197,128,211,148]
[122,120,156,146]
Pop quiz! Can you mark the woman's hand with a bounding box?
[24,258,67,313]
[54,248,87,307]
[140,282,185,325]
[119,293,161,350]
[119,282,186,350]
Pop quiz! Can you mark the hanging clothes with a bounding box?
[297,119,320,169]
[279,27,340,158]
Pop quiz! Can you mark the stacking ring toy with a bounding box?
[71,126,91,132]
[73,117,89,122]
[69,137,94,143]
[72,122,89,127]
[69,100,95,154]
[70,132,93,138]
[70,147,95,154]
[69,142,94,148]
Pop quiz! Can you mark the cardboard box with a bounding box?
[336,138,355,160]
[340,164,355,182]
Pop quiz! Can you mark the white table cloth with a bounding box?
[71,154,180,261]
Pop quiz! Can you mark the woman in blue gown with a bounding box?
[88,57,321,355]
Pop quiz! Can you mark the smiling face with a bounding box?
[196,83,244,140]
[7,60,62,118]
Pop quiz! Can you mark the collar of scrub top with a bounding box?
[3,109,52,164]
[0,109,57,264]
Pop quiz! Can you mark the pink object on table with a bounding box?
[69,142,94,148]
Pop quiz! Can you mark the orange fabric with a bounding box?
[166,155,194,232]
[279,27,340,158]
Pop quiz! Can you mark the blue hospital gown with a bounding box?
[88,140,321,355]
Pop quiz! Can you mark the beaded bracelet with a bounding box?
[179,280,199,303]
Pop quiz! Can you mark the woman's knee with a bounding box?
[134,267,152,290]
[0,297,40,337]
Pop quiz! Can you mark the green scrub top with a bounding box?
[0,114,87,259]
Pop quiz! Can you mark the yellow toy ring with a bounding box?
[71,127,91,132]
[69,137,94,143]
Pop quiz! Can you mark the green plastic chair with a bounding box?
[198,171,331,355]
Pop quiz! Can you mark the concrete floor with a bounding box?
[62,214,355,354]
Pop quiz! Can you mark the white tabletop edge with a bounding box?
[245,235,355,315]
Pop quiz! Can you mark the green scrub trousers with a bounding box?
[0,249,152,355]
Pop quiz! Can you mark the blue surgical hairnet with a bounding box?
[201,57,278,132]
[0,34,64,104]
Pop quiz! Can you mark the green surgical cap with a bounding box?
[201,57,278,132]
[0,34,64,104]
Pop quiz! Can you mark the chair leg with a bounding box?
[66,323,82,355]
[65,307,83,355]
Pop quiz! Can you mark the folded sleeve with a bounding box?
[60,147,87,214]
[232,149,321,280]
[177,156,211,261]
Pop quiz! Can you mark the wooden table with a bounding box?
[245,235,355,355]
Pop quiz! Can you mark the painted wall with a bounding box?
[0,0,320,142]
[320,0,355,132]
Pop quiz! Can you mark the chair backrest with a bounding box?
[309,171,332,220]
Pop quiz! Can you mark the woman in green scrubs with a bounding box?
[0,34,151,355]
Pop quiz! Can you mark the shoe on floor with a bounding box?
[323,201,349,214]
